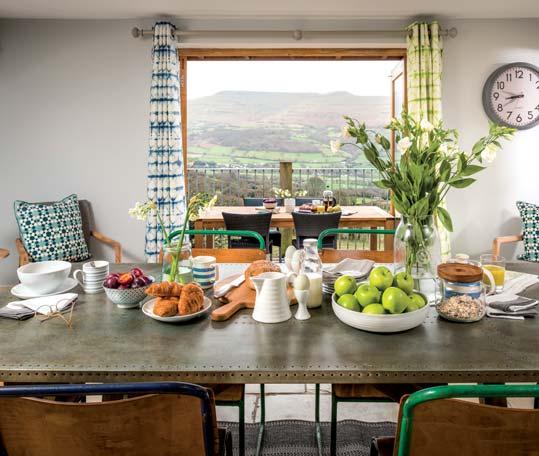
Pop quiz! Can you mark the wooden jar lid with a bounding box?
[437,262,483,283]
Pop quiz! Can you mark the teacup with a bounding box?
[17,260,71,294]
[74,261,109,294]
[192,256,219,289]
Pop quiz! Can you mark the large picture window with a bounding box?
[179,49,406,209]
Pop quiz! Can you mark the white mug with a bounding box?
[192,256,219,289]
[74,261,109,294]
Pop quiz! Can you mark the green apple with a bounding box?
[382,287,409,314]
[334,275,357,297]
[369,266,393,291]
[354,284,381,308]
[405,298,420,312]
[409,292,426,308]
[393,271,414,295]
[362,303,386,315]
[337,294,361,312]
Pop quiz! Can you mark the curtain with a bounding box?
[407,21,451,260]
[145,22,186,262]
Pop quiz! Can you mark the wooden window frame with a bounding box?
[178,48,407,198]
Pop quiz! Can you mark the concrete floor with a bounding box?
[216,383,536,423]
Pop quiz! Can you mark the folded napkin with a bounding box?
[0,293,78,320]
[486,273,539,320]
[323,259,374,278]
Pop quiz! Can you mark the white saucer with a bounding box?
[11,278,78,299]
[142,297,212,323]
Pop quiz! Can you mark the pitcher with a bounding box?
[251,272,292,323]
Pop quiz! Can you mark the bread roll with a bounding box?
[244,260,281,289]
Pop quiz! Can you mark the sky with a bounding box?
[187,60,398,100]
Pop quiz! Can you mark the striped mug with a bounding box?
[192,256,219,289]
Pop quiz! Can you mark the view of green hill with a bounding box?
[187,90,390,169]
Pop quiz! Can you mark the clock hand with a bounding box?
[505,94,525,100]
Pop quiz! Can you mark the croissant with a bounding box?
[178,283,205,315]
[153,297,179,317]
[146,281,183,298]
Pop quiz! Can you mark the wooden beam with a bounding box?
[180,48,406,60]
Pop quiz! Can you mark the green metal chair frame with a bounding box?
[167,229,266,456]
[315,228,396,456]
[397,384,539,456]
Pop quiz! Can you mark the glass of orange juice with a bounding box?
[479,254,506,293]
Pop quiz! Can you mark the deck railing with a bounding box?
[187,166,389,210]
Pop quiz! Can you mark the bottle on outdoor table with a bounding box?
[301,238,323,308]
[323,186,334,211]
[436,262,495,323]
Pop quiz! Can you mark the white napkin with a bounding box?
[323,259,374,277]
[6,293,78,315]
[486,273,539,320]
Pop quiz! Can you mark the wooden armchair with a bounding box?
[492,234,539,275]
[15,199,122,266]
[0,249,8,260]
[492,234,523,256]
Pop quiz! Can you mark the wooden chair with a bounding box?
[492,234,539,275]
[0,249,8,260]
[371,384,539,456]
[316,228,397,456]
[0,382,232,456]
[15,199,122,266]
[162,229,267,456]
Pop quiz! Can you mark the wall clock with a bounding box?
[482,62,539,130]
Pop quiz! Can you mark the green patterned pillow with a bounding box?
[517,201,539,263]
[14,194,90,262]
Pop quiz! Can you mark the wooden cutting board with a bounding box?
[211,274,297,321]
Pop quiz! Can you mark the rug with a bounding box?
[218,419,396,456]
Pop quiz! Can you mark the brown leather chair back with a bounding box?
[0,392,220,456]
[393,398,539,456]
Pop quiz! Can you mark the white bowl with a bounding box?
[17,261,71,295]
[142,297,212,323]
[331,292,428,333]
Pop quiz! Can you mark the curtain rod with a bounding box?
[131,27,458,40]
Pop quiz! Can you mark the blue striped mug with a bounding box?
[192,256,219,289]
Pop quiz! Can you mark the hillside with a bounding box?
[187,90,390,168]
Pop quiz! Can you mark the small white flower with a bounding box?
[420,118,434,132]
[397,137,412,153]
[438,143,448,155]
[330,140,342,154]
[341,125,351,138]
[481,143,498,164]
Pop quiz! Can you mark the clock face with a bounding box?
[482,62,539,130]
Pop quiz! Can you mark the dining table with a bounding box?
[1,262,539,386]
[193,206,396,250]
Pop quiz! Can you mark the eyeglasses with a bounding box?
[35,298,77,328]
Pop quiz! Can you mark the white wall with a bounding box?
[443,19,539,259]
[0,18,537,284]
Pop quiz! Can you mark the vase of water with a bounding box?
[162,242,193,284]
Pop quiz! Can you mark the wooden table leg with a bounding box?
[384,219,395,252]
[370,226,378,251]
[194,221,204,248]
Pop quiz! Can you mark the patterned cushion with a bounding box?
[516,201,539,263]
[14,194,90,262]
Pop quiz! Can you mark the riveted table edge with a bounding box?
[2,369,539,384]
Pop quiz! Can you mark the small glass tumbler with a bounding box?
[479,254,506,293]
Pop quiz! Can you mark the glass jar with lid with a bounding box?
[436,262,495,322]
[300,238,323,308]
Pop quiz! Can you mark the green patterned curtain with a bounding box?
[407,21,451,260]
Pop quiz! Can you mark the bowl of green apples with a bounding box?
[331,266,428,333]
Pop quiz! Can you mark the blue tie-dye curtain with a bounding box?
[145,22,186,261]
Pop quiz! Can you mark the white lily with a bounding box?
[341,125,351,138]
[420,118,434,132]
[481,143,498,164]
[330,140,342,154]
[397,137,412,154]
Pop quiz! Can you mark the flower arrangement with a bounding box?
[129,193,217,281]
[336,113,515,275]
[272,188,308,199]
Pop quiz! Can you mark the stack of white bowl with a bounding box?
[73,261,109,294]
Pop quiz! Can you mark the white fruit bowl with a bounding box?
[331,292,429,333]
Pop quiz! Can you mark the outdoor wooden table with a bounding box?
[1,263,539,385]
[194,206,396,250]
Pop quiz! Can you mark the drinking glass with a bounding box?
[479,254,506,293]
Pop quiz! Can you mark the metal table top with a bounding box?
[1,263,539,384]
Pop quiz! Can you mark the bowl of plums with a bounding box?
[103,267,154,308]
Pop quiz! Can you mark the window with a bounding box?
[179,49,406,208]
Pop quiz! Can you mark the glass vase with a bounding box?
[394,216,441,298]
[162,242,193,284]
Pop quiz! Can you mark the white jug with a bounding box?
[251,272,292,323]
